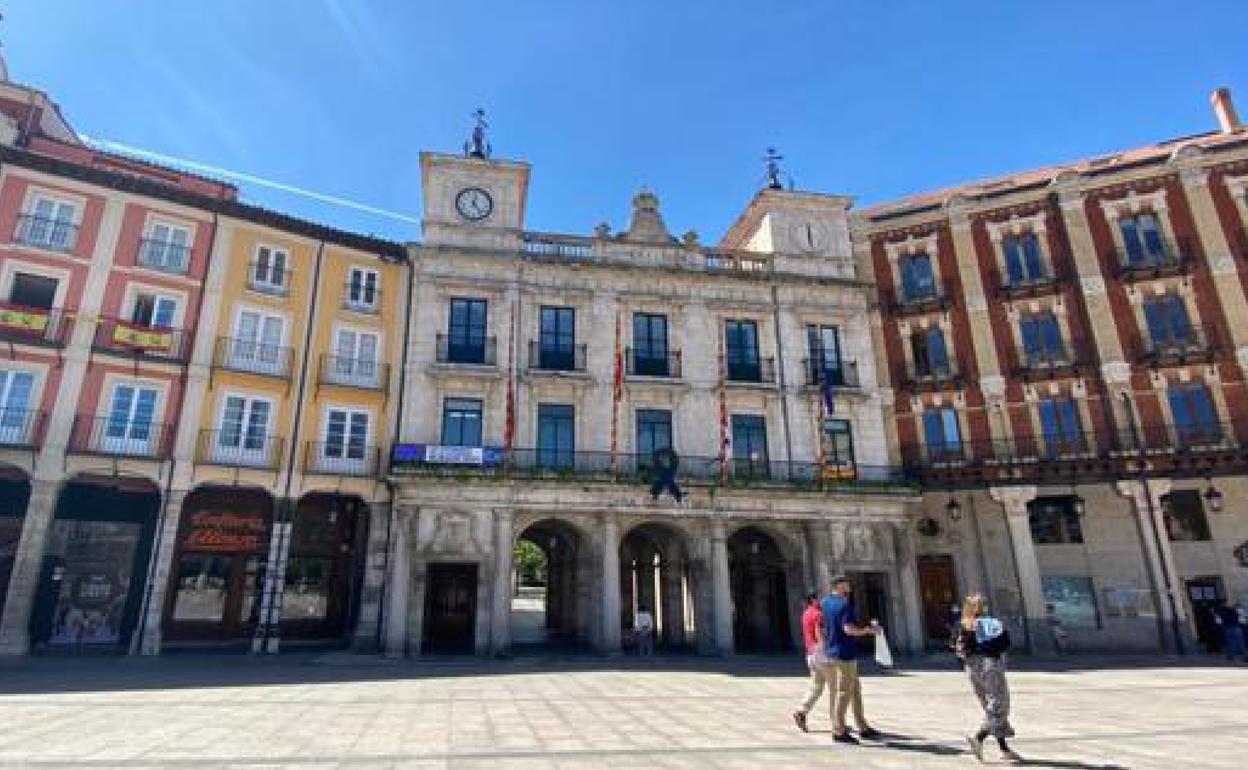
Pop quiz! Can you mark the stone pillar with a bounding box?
[352,501,392,652]
[383,510,412,658]
[599,516,621,654]
[661,558,685,648]
[710,520,733,655]
[804,523,830,595]
[490,508,513,656]
[1054,185,1126,364]
[1116,479,1190,652]
[137,488,190,655]
[990,485,1053,654]
[1175,164,1248,354]
[895,522,926,656]
[0,479,59,656]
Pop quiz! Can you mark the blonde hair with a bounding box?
[960,593,988,631]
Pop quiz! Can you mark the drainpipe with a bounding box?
[769,283,794,473]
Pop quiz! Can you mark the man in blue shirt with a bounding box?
[821,574,881,744]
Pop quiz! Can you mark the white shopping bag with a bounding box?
[874,627,894,667]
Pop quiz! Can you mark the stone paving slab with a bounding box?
[0,655,1244,769]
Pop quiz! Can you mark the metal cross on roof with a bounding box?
[764,147,786,190]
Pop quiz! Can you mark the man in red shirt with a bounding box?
[792,592,826,732]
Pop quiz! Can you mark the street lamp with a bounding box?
[1203,481,1224,514]
[945,497,963,522]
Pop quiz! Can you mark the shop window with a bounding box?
[172,554,230,621]
[1161,490,1212,542]
[283,557,331,621]
[1028,496,1084,544]
[1042,576,1100,628]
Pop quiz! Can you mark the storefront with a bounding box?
[28,478,159,652]
[0,469,31,623]
[280,493,367,642]
[163,486,272,645]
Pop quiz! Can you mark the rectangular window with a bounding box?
[1002,232,1046,285]
[1028,496,1084,544]
[806,325,842,382]
[731,414,768,476]
[1162,490,1212,541]
[725,319,761,381]
[1118,212,1166,263]
[332,328,379,385]
[141,222,191,272]
[216,395,272,461]
[131,293,178,328]
[323,408,369,461]
[1039,397,1083,454]
[1168,384,1219,444]
[537,404,575,469]
[823,418,856,466]
[231,310,286,374]
[539,306,576,370]
[899,254,936,302]
[632,313,669,376]
[8,272,59,310]
[102,383,159,453]
[911,327,949,377]
[448,298,488,364]
[1143,294,1192,346]
[0,368,35,444]
[923,407,961,459]
[251,245,289,292]
[635,408,673,464]
[21,196,77,250]
[441,398,483,447]
[346,267,379,310]
[1042,576,1100,628]
[1020,313,1066,362]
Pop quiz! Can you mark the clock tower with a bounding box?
[419,112,531,250]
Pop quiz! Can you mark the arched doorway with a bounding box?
[0,467,31,626]
[619,522,697,652]
[280,493,369,643]
[511,518,594,651]
[30,475,160,652]
[728,526,793,653]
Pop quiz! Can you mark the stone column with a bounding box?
[383,510,412,658]
[710,520,733,655]
[0,480,59,656]
[894,522,926,656]
[599,516,621,654]
[804,522,830,594]
[351,501,392,652]
[490,508,513,655]
[1116,479,1190,652]
[661,558,685,648]
[990,485,1053,654]
[137,488,190,655]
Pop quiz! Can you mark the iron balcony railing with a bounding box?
[304,441,381,477]
[998,266,1064,300]
[889,282,952,316]
[197,429,285,469]
[215,336,295,379]
[1139,325,1219,366]
[93,317,188,361]
[1014,346,1080,379]
[67,415,171,459]
[0,302,72,347]
[626,348,682,378]
[137,238,192,274]
[319,354,387,390]
[1112,238,1195,281]
[436,334,497,366]
[246,260,292,296]
[14,214,78,252]
[528,341,587,373]
[803,358,861,389]
[0,408,45,449]
[342,283,380,313]
[726,356,776,384]
[389,446,913,490]
[903,361,961,390]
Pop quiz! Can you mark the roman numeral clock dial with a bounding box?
[455,187,493,221]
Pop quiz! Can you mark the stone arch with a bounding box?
[0,464,32,630]
[619,520,701,651]
[512,516,597,651]
[283,492,371,643]
[727,525,797,653]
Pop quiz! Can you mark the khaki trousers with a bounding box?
[796,657,828,715]
[829,659,867,733]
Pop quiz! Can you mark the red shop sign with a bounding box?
[182,510,268,554]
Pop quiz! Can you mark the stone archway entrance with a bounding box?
[619,522,696,652]
[727,526,793,653]
[511,518,595,651]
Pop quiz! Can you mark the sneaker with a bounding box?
[792,711,808,733]
[858,727,882,740]
[1001,748,1023,764]
[965,735,984,763]
[833,732,859,745]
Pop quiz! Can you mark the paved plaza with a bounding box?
[0,654,1244,769]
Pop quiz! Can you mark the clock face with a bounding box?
[455,187,493,221]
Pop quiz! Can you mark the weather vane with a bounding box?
[464,108,491,159]
[763,147,788,190]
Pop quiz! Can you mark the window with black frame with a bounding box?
[1167,383,1220,445]
[1028,496,1084,544]
[635,409,672,469]
[1161,490,1212,542]
[632,313,669,376]
[1039,397,1084,455]
[823,419,856,477]
[725,320,760,381]
[1002,232,1047,286]
[537,404,575,469]
[539,306,575,370]
[447,298,487,364]
[911,327,950,378]
[441,398,483,447]
[899,253,936,302]
[1143,293,1192,349]
[1118,212,1167,264]
[806,325,842,384]
[731,414,768,478]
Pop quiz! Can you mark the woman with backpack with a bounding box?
[953,594,1022,763]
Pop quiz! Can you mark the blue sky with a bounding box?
[6,1,1248,243]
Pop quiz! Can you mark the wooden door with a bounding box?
[423,563,478,654]
[917,555,958,645]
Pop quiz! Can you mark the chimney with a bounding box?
[1212,87,1243,134]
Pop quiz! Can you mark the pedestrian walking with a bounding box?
[635,606,655,656]
[1214,600,1246,661]
[821,575,881,744]
[954,593,1021,764]
[792,592,828,732]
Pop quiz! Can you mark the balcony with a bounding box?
[246,261,292,296]
[888,284,951,317]
[303,441,381,477]
[0,408,45,449]
[93,317,188,362]
[197,429,285,469]
[137,238,191,275]
[0,302,72,347]
[67,415,171,460]
[626,348,682,379]
[902,362,961,392]
[726,357,776,384]
[319,354,387,390]
[1013,346,1081,381]
[215,336,294,379]
[342,283,380,314]
[803,358,861,389]
[998,267,1064,301]
[14,214,78,252]
[389,445,912,491]
[1112,239,1195,282]
[528,341,587,373]
[436,334,497,367]
[1139,325,1219,367]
